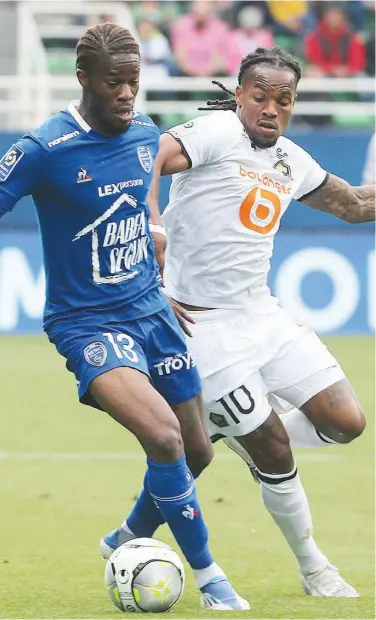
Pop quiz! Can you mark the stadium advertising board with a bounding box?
[0,231,373,335]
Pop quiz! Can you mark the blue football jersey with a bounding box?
[0,102,166,329]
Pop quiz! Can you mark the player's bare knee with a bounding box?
[304,380,366,443]
[337,402,366,443]
[146,420,184,462]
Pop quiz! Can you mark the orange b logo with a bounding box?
[239,187,281,234]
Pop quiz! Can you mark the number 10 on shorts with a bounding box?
[103,332,139,363]
[209,385,255,430]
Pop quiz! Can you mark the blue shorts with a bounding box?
[48,305,202,409]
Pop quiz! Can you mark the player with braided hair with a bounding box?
[198,47,301,114]
[139,46,374,597]
[0,23,250,611]
[197,80,238,113]
[76,22,140,72]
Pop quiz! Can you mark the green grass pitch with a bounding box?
[0,335,374,619]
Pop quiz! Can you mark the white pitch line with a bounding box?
[0,451,343,462]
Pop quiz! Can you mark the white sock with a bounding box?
[259,466,328,575]
[121,520,135,536]
[280,408,337,449]
[194,562,226,589]
[122,523,225,589]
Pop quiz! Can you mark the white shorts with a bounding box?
[187,295,345,439]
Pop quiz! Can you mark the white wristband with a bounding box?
[150,224,167,236]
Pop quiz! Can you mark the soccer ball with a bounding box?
[104,538,185,613]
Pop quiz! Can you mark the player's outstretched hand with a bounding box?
[169,298,195,337]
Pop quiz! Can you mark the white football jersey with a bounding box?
[163,110,328,309]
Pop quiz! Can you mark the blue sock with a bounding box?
[146,455,213,570]
[127,473,164,537]
[127,465,203,538]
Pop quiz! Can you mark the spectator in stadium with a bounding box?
[226,5,275,76]
[216,1,266,28]
[266,0,315,37]
[171,0,229,77]
[137,15,172,81]
[130,1,184,39]
[304,3,366,77]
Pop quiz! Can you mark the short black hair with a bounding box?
[76,23,140,73]
[198,47,301,113]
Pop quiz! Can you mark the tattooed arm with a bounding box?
[300,173,375,223]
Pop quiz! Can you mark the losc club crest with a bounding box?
[84,342,107,367]
[273,159,292,179]
[137,146,153,174]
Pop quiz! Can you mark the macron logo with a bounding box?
[48,130,80,148]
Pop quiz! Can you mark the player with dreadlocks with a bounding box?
[197,46,301,115]
[112,46,373,598]
[0,23,250,611]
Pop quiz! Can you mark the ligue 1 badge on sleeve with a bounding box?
[137,146,153,174]
[0,144,24,182]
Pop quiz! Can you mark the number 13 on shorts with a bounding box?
[103,332,139,363]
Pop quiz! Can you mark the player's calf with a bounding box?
[185,448,213,477]
[228,414,333,579]
[171,396,214,476]
[223,427,359,593]
[236,410,294,474]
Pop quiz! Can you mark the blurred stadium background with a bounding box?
[0,2,374,618]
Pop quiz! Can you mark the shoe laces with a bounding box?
[304,563,358,597]
[305,564,341,589]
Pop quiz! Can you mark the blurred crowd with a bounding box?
[124,0,375,80]
[40,0,374,128]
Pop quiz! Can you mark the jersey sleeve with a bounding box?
[294,147,328,201]
[167,112,235,168]
[0,135,46,216]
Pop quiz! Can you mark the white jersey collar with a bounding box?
[67,100,91,133]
